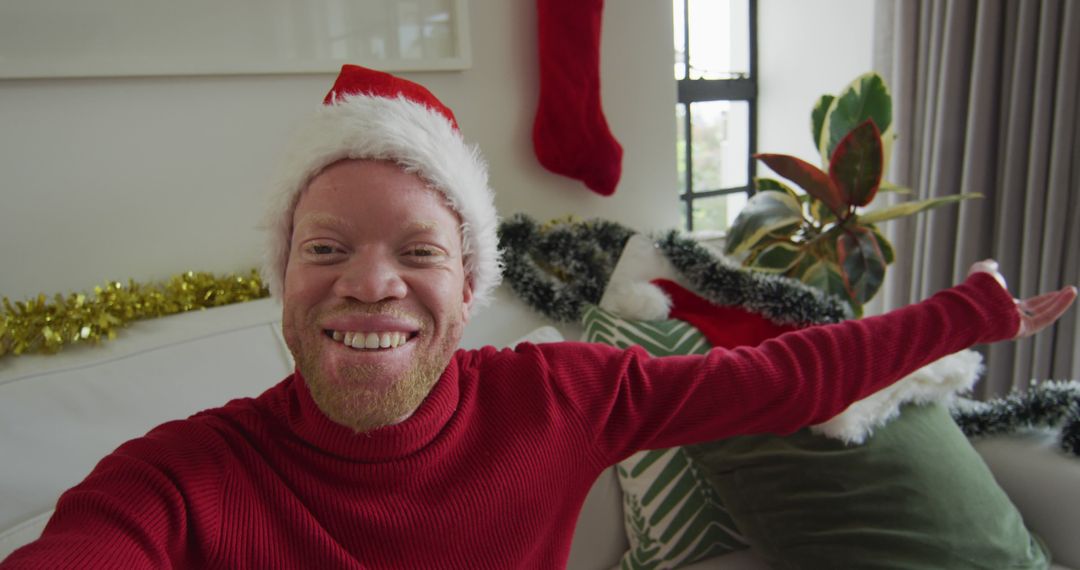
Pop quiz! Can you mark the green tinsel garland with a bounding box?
[653,231,848,326]
[497,213,847,326]
[498,214,635,323]
[951,381,1080,457]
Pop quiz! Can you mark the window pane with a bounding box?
[690,100,749,191]
[673,0,686,80]
[687,0,749,79]
[675,103,687,193]
[691,193,748,233]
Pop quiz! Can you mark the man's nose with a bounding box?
[331,252,408,303]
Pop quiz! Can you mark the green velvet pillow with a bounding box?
[685,402,1051,569]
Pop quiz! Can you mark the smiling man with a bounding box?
[282,160,474,433]
[2,65,1075,569]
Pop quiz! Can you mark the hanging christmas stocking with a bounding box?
[532,0,623,196]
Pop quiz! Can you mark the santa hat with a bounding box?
[263,65,501,314]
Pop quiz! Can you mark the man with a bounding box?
[2,65,1075,569]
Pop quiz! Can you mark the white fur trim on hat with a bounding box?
[262,93,502,315]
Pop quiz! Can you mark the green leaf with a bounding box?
[820,72,892,164]
[828,119,883,207]
[754,177,800,202]
[878,181,912,194]
[837,227,886,306]
[754,153,846,217]
[724,191,802,256]
[811,94,835,151]
[857,193,981,224]
[800,259,851,305]
[809,197,836,225]
[750,242,804,273]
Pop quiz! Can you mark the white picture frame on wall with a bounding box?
[0,0,471,79]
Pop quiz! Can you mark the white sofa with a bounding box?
[2,287,1078,569]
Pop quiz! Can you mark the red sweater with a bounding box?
[2,274,1017,569]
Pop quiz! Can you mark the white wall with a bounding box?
[0,0,679,301]
[758,0,876,165]
[0,1,876,305]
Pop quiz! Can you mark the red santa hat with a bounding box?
[263,65,501,314]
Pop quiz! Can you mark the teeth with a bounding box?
[330,330,409,350]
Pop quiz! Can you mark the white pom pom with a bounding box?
[599,281,673,320]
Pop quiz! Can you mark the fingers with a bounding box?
[1016,285,1078,338]
[1022,288,1075,313]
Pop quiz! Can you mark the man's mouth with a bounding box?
[324,330,415,350]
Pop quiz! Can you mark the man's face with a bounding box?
[281,159,473,432]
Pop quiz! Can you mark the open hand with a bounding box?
[968,259,1077,339]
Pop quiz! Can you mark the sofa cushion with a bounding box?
[686,401,1051,569]
[581,305,749,569]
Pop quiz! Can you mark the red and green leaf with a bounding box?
[755,153,846,218]
[866,224,895,264]
[837,227,887,306]
[829,119,883,207]
[820,72,892,163]
[800,259,853,307]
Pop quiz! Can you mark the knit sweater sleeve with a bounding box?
[0,420,227,569]
[540,272,1020,465]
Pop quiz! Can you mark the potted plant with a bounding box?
[723,72,978,316]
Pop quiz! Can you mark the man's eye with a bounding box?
[306,244,338,255]
[405,246,445,260]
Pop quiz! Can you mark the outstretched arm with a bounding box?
[547,261,1077,462]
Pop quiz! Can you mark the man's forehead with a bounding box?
[293,211,445,233]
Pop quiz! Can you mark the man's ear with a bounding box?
[461,275,475,323]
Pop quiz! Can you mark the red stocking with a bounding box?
[652,279,801,348]
[532,0,623,196]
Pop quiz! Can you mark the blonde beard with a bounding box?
[303,355,447,433]
[284,299,464,433]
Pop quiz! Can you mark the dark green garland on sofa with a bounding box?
[652,231,848,326]
[498,213,635,323]
[497,213,846,326]
[951,381,1080,457]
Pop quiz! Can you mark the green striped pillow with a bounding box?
[581,305,749,569]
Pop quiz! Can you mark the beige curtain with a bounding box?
[872,0,1080,398]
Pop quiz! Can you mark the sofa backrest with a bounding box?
[0,289,627,564]
[0,298,292,536]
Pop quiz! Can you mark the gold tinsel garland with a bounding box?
[0,269,269,359]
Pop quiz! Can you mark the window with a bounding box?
[674,0,758,233]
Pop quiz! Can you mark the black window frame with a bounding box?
[676,0,759,232]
